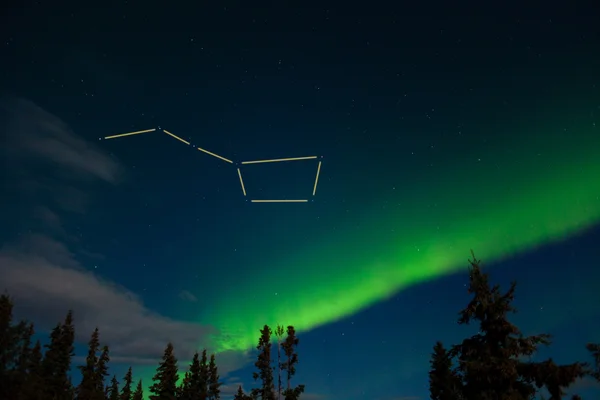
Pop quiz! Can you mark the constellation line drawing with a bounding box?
[100,127,323,203]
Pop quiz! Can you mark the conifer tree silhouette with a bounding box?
[108,375,120,400]
[281,326,304,400]
[149,342,179,400]
[252,325,276,400]
[132,380,144,400]
[274,325,285,400]
[428,251,586,400]
[207,353,221,400]
[77,328,105,400]
[120,366,134,400]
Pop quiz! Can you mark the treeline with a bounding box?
[428,252,600,400]
[2,251,600,400]
[0,295,304,400]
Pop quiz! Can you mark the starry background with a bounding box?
[1,2,600,399]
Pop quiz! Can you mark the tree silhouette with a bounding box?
[120,366,134,400]
[585,343,600,381]
[207,353,221,400]
[251,325,276,400]
[149,342,179,400]
[233,385,253,400]
[429,251,586,400]
[0,294,16,391]
[429,341,462,400]
[177,371,190,399]
[96,345,110,397]
[281,326,304,400]
[274,325,285,400]
[0,294,38,399]
[77,327,105,400]
[199,349,209,399]
[132,379,144,400]
[12,321,34,398]
[0,294,242,400]
[23,339,44,400]
[42,311,75,400]
[179,351,202,400]
[108,375,120,400]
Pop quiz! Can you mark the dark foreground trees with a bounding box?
[0,292,305,400]
[3,249,598,400]
[428,251,597,400]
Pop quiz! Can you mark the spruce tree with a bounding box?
[585,343,600,381]
[132,380,144,400]
[233,385,252,400]
[177,371,191,400]
[120,366,134,400]
[108,375,120,400]
[95,345,110,396]
[40,323,62,398]
[149,342,179,400]
[233,385,245,400]
[199,349,209,399]
[251,325,275,400]
[207,353,221,400]
[184,350,208,400]
[0,294,32,398]
[0,294,16,377]
[432,251,586,400]
[179,351,202,400]
[23,339,44,400]
[281,326,304,400]
[11,321,34,399]
[61,311,76,399]
[429,341,462,400]
[77,328,104,400]
[42,311,75,400]
[274,325,285,400]
[521,359,586,399]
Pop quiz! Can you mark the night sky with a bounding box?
[1,2,600,399]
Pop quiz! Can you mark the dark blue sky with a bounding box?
[1,2,599,399]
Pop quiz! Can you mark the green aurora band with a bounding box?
[201,120,600,354]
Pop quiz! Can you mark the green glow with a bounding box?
[203,123,600,353]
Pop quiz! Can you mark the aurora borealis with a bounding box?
[206,125,600,353]
[1,2,599,399]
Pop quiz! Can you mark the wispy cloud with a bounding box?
[0,235,216,363]
[0,97,250,376]
[1,97,121,184]
[179,290,199,303]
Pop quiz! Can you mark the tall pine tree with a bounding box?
[132,380,144,400]
[430,251,586,400]
[280,326,304,400]
[429,341,462,400]
[0,294,16,384]
[179,352,202,400]
[251,325,275,400]
[177,371,191,400]
[108,375,120,400]
[233,385,252,400]
[42,311,75,400]
[11,321,34,399]
[0,294,35,398]
[199,350,209,399]
[207,353,221,400]
[149,342,179,400]
[23,339,44,400]
[77,328,105,400]
[120,366,134,400]
[274,325,285,400]
[95,345,110,397]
